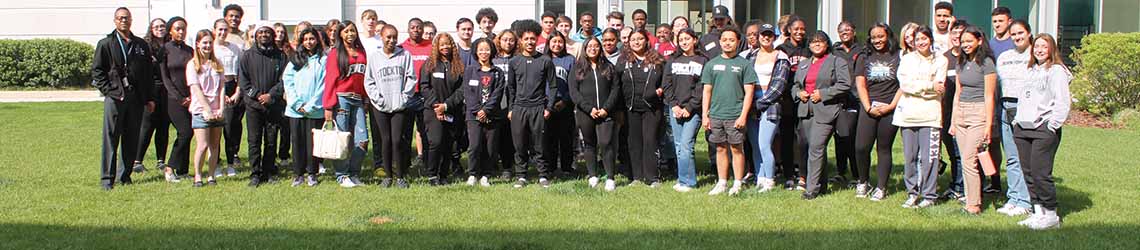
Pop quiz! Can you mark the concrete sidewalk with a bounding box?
[0,90,102,103]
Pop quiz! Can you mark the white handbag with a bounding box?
[312,121,351,160]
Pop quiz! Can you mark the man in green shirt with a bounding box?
[701,28,757,196]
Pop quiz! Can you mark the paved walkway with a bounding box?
[0,90,102,103]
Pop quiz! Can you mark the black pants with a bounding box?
[223,80,244,164]
[466,120,502,177]
[511,106,550,178]
[1014,125,1062,210]
[278,115,291,161]
[289,117,322,176]
[575,111,616,179]
[423,110,462,179]
[616,111,632,178]
[101,96,143,185]
[374,109,412,179]
[628,109,662,183]
[367,107,385,170]
[544,108,576,174]
[246,105,283,179]
[777,99,799,181]
[167,97,193,175]
[136,85,170,163]
[834,109,858,178]
[854,110,898,189]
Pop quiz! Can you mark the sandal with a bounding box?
[193,181,204,187]
[207,179,217,186]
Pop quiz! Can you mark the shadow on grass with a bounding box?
[1,222,1137,249]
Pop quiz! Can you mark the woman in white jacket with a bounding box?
[893,26,947,209]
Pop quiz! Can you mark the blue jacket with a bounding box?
[282,54,326,119]
[570,27,603,43]
[549,53,575,107]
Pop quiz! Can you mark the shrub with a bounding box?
[1070,33,1140,117]
[0,39,94,88]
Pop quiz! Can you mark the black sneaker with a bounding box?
[499,171,513,180]
[379,178,393,188]
[193,181,204,188]
[395,178,410,189]
[248,176,262,187]
[802,192,818,200]
[132,162,147,173]
[291,176,304,187]
[940,189,964,200]
[428,177,442,186]
[101,184,113,191]
[784,180,797,190]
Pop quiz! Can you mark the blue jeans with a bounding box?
[747,116,778,183]
[333,96,368,178]
[1001,100,1031,208]
[668,112,701,187]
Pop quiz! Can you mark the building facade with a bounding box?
[1,0,1135,45]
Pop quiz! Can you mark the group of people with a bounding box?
[93,2,1070,230]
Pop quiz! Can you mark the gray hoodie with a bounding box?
[365,47,422,112]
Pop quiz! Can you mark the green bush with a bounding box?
[1070,33,1140,117]
[0,39,94,88]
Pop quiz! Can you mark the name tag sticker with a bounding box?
[705,42,717,51]
[468,80,479,86]
[432,72,445,79]
[713,64,726,71]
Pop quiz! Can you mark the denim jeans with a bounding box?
[747,115,778,183]
[668,111,701,187]
[1001,100,1031,208]
[333,96,368,178]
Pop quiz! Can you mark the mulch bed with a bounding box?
[1066,110,1121,129]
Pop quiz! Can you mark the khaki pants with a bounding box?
[953,102,988,207]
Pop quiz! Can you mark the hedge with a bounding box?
[0,39,94,88]
[1070,33,1140,117]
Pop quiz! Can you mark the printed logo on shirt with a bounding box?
[378,65,406,76]
[555,66,568,81]
[411,55,429,62]
[494,63,509,73]
[731,66,742,73]
[866,61,896,82]
[713,64,727,71]
[348,64,368,75]
[670,62,703,76]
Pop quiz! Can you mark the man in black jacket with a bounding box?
[239,25,288,187]
[91,7,156,190]
[507,20,557,188]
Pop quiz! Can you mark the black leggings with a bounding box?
[854,110,898,190]
[137,85,170,163]
[466,120,501,177]
[834,110,858,178]
[289,117,322,176]
[544,109,575,173]
[423,110,462,179]
[373,109,412,179]
[575,110,616,179]
[167,98,193,175]
[628,110,662,183]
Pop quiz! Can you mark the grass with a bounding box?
[1,102,1138,249]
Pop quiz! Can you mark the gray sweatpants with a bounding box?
[902,127,941,200]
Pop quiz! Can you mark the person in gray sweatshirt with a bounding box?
[364,25,421,188]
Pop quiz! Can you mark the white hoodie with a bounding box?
[364,47,421,112]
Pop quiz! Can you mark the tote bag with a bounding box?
[312,121,351,160]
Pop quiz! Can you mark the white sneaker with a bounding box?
[757,178,775,193]
[902,195,919,208]
[728,180,742,195]
[1020,204,1046,226]
[226,166,237,176]
[338,176,357,188]
[479,176,491,187]
[604,179,616,191]
[318,164,326,175]
[1027,209,1062,230]
[465,176,477,186]
[513,178,527,188]
[708,180,727,196]
[539,178,551,188]
[673,183,693,193]
[587,176,599,188]
[165,172,181,183]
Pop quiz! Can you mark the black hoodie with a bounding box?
[238,43,288,110]
[419,59,466,118]
[569,59,620,114]
[617,57,664,112]
[663,53,708,115]
[91,31,155,102]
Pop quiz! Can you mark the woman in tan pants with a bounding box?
[950,25,997,215]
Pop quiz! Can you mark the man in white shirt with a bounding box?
[359,9,383,55]
[932,2,955,55]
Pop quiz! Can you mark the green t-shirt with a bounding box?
[701,55,758,120]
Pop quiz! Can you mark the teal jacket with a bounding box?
[283,54,327,119]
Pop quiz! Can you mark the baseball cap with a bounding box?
[759,23,776,35]
[713,5,730,19]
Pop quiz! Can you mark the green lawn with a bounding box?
[1,102,1138,249]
